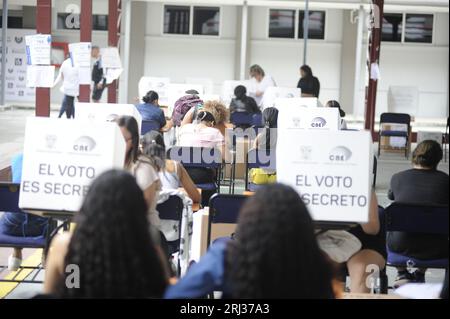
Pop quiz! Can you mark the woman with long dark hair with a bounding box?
[229,85,260,115]
[44,170,169,298]
[165,184,335,299]
[297,65,320,98]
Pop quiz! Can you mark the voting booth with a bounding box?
[277,103,340,131]
[76,102,143,134]
[185,77,214,95]
[138,77,171,106]
[19,117,126,212]
[274,97,323,109]
[276,129,373,223]
[167,83,205,113]
[221,80,251,105]
[261,87,301,109]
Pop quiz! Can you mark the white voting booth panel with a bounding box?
[200,94,221,102]
[277,104,340,131]
[221,80,251,105]
[76,102,143,134]
[19,117,126,212]
[138,77,171,106]
[185,77,214,95]
[167,83,204,113]
[274,97,322,110]
[261,87,301,109]
[276,130,373,223]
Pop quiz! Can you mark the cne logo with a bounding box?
[73,136,96,153]
[329,146,352,162]
[311,117,327,128]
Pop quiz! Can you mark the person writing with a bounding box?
[136,90,170,132]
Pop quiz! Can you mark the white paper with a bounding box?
[69,42,92,68]
[370,62,380,81]
[100,47,122,69]
[25,34,51,65]
[104,68,123,84]
[78,66,92,85]
[26,65,55,88]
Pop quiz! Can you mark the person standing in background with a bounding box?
[91,45,106,103]
[53,56,79,118]
[248,65,276,108]
[297,65,320,98]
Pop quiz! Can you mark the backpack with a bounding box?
[171,95,204,127]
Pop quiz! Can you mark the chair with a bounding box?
[443,117,449,163]
[384,203,449,272]
[0,183,55,284]
[230,112,254,128]
[207,194,248,249]
[378,113,411,158]
[252,113,263,128]
[141,120,161,136]
[372,156,378,188]
[245,149,276,192]
[157,195,184,276]
[167,146,222,192]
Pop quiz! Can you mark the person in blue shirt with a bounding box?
[165,184,335,299]
[136,90,167,131]
[0,154,49,271]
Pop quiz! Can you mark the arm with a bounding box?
[181,108,195,127]
[161,119,174,133]
[360,191,380,235]
[143,182,159,211]
[43,232,71,295]
[178,163,201,203]
[53,69,63,87]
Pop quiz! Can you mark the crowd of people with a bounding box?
[0,58,448,300]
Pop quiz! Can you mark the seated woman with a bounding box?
[250,107,278,185]
[387,140,449,287]
[165,184,335,299]
[229,85,260,115]
[178,111,224,206]
[141,131,201,204]
[43,170,169,298]
[0,154,49,271]
[136,90,171,132]
[326,100,347,130]
[181,100,230,137]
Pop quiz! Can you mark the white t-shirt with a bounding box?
[54,58,79,97]
[248,75,277,107]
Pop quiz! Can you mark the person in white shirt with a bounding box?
[247,64,276,108]
[53,57,79,118]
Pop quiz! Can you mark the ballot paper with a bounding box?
[25,34,52,65]
[69,42,92,68]
[100,47,122,69]
[26,65,55,88]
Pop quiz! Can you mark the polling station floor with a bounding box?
[0,107,448,298]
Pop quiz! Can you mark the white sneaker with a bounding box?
[7,255,22,271]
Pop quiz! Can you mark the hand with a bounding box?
[256,91,263,97]
[96,83,104,90]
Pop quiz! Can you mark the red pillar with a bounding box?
[364,0,384,140]
[107,0,121,103]
[79,0,92,102]
[35,0,51,117]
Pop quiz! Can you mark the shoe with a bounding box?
[7,255,22,271]
[413,270,426,283]
[394,270,413,288]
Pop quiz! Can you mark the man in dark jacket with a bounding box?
[91,46,106,103]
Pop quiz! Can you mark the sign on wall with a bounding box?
[0,29,36,102]
[25,34,52,66]
[277,103,340,131]
[276,129,373,223]
[261,86,301,109]
[19,117,126,212]
[76,102,143,134]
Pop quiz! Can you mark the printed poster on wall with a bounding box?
[25,34,52,65]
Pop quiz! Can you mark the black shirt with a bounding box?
[92,60,105,85]
[297,76,320,98]
[387,169,449,259]
[229,96,260,114]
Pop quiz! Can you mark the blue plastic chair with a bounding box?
[157,195,184,276]
[384,203,449,271]
[252,113,263,128]
[230,112,254,128]
[141,120,161,135]
[167,146,222,192]
[245,149,276,192]
[378,113,411,158]
[207,194,248,249]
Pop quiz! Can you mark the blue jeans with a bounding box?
[58,95,76,119]
[0,212,48,237]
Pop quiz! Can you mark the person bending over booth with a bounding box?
[248,65,277,108]
[388,140,449,287]
[136,90,172,132]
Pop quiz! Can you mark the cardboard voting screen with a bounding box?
[167,83,204,112]
[261,87,301,109]
[76,102,143,134]
[274,97,322,109]
[276,129,373,223]
[221,80,251,105]
[19,117,126,212]
[277,104,340,131]
[138,77,171,106]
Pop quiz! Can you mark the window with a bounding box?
[269,9,295,38]
[164,5,190,35]
[405,14,433,43]
[382,13,402,42]
[57,13,108,31]
[298,10,325,39]
[193,7,220,36]
[0,16,23,29]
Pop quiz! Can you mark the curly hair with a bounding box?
[225,184,334,299]
[58,170,168,298]
[203,100,229,125]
